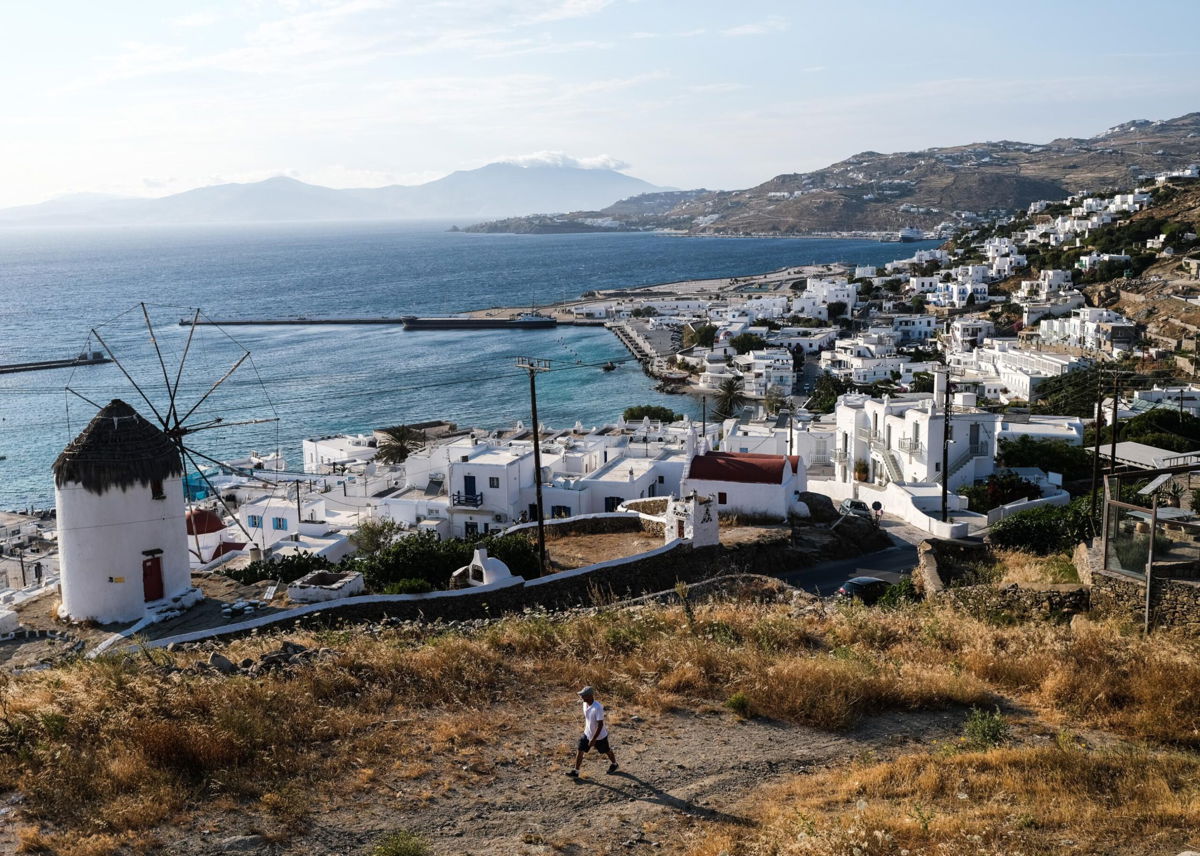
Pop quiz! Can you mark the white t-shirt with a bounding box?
[582,700,608,741]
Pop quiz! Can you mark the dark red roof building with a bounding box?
[185,508,226,536]
[684,452,802,485]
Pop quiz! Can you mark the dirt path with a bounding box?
[157,696,964,856]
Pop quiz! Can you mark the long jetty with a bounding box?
[0,355,111,375]
[180,317,408,327]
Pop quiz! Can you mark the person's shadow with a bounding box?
[573,770,750,827]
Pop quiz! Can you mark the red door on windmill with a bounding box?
[142,556,164,602]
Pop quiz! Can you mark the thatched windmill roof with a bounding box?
[54,399,183,494]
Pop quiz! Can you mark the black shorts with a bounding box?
[578,735,610,754]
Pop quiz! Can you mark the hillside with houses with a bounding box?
[468,113,1200,237]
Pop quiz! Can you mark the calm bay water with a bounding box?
[0,221,938,506]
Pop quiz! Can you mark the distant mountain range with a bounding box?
[0,163,669,226]
[469,112,1200,236]
[9,113,1200,232]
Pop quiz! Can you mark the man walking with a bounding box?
[567,686,618,777]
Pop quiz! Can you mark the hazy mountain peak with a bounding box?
[0,160,667,226]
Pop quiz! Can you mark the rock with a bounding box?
[217,834,267,852]
[281,641,308,656]
[795,492,838,522]
[208,652,238,676]
[240,658,255,669]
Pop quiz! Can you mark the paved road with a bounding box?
[779,516,926,596]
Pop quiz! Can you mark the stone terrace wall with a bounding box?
[621,497,669,516]
[1090,567,1200,633]
[505,512,664,539]
[1076,539,1200,633]
[918,538,1088,619]
[941,583,1089,620]
[144,537,794,649]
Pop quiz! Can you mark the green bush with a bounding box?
[998,436,1092,482]
[358,530,539,591]
[726,691,752,718]
[962,706,1010,750]
[221,552,331,586]
[623,404,682,423]
[988,497,1096,555]
[729,332,768,354]
[382,578,434,595]
[371,831,430,856]
[877,576,920,608]
[958,471,1041,514]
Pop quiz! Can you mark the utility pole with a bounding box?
[1109,371,1121,475]
[17,547,26,588]
[701,395,707,441]
[294,482,303,529]
[1090,370,1105,523]
[941,367,952,523]
[517,357,551,574]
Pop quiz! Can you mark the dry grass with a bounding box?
[683,743,1200,856]
[991,550,1080,585]
[0,598,1197,849]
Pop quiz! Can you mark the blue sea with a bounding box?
[0,222,938,507]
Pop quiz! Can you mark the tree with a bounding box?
[807,373,851,414]
[957,471,1041,514]
[713,376,747,420]
[998,436,1091,483]
[375,425,426,465]
[910,372,934,393]
[764,385,788,416]
[686,324,717,348]
[729,333,767,355]
[350,517,404,557]
[623,404,682,423]
[826,301,847,320]
[911,295,927,313]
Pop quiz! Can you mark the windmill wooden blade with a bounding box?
[176,352,249,428]
[141,302,177,428]
[180,446,255,543]
[170,308,201,430]
[90,327,169,428]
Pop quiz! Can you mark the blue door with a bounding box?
[464,475,476,495]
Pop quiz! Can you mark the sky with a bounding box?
[1,0,1198,207]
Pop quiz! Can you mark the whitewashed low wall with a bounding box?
[986,490,1071,525]
[525,539,684,586]
[111,524,686,653]
[128,576,529,652]
[501,511,644,536]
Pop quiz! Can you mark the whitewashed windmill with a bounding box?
[54,305,276,623]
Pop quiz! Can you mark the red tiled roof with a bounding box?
[210,541,246,559]
[685,452,800,485]
[186,508,226,535]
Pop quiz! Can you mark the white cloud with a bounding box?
[171,11,220,28]
[630,27,706,39]
[687,82,747,94]
[721,16,788,37]
[498,151,630,171]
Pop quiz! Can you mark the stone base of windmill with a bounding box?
[145,587,205,624]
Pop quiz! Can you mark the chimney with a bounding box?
[933,369,946,406]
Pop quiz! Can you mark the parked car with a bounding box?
[836,576,891,604]
[838,498,873,520]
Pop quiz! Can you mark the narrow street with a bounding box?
[780,516,929,595]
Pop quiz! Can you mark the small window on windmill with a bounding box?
[151,479,165,500]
